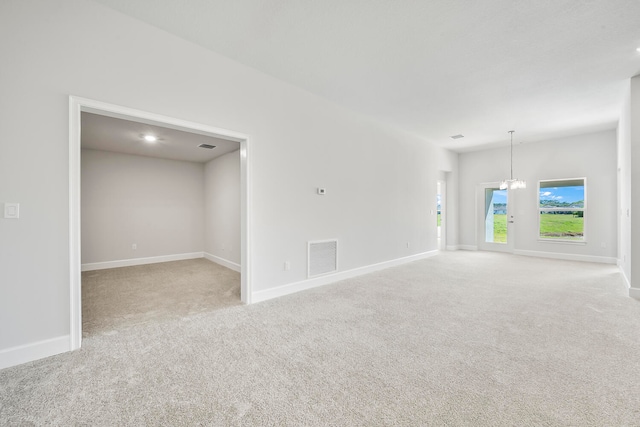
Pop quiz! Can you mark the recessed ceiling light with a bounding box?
[450,134,464,139]
[637,47,640,52]
[143,135,157,143]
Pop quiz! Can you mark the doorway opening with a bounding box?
[69,96,252,350]
[437,180,446,250]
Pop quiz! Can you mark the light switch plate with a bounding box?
[4,203,19,219]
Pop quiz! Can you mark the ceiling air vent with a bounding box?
[308,239,338,278]
[198,143,216,149]
[450,134,464,139]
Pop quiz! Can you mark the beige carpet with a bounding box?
[1,251,640,426]
[82,258,241,336]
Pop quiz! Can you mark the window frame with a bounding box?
[537,177,587,244]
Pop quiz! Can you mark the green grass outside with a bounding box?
[539,213,584,240]
[491,214,508,243]
[490,213,583,242]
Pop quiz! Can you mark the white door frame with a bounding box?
[437,180,446,250]
[68,96,252,351]
[477,182,514,253]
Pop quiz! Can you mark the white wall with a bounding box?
[0,0,451,357]
[204,150,240,267]
[81,149,205,265]
[630,75,640,295]
[437,149,459,249]
[458,130,617,261]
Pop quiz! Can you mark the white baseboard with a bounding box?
[0,335,70,371]
[619,266,631,289]
[458,245,478,251]
[513,249,617,265]
[81,252,204,271]
[251,250,439,304]
[629,287,640,300]
[203,252,241,272]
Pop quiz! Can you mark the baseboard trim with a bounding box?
[251,250,439,303]
[629,287,640,300]
[513,249,617,265]
[0,335,70,371]
[458,245,478,251]
[81,252,204,271]
[619,266,631,289]
[203,252,241,272]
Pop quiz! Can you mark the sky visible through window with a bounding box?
[540,185,584,207]
[490,185,585,207]
[492,190,507,204]
[540,186,583,203]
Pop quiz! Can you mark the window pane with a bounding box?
[485,188,507,243]
[539,178,585,241]
[539,184,584,209]
[539,211,584,240]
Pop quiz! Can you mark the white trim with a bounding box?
[458,245,478,251]
[619,265,631,289]
[240,137,252,304]
[251,250,439,303]
[629,288,640,300]
[69,96,252,351]
[0,336,70,371]
[513,249,616,264]
[82,252,204,271]
[69,98,81,351]
[476,182,514,254]
[204,252,241,272]
[537,177,587,243]
[437,179,446,250]
[536,239,587,245]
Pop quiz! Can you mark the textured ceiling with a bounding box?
[92,0,640,151]
[81,112,240,163]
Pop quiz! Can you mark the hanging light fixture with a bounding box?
[499,130,526,190]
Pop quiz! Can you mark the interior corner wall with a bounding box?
[437,147,459,249]
[81,149,205,264]
[0,0,457,356]
[458,130,617,260]
[630,75,640,293]
[618,80,632,286]
[204,149,240,267]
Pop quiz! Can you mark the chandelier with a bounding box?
[499,130,526,190]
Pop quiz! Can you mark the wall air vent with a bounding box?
[198,144,216,149]
[450,134,464,139]
[308,239,338,278]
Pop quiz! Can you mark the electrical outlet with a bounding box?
[406,242,410,248]
[132,244,137,250]
[284,261,291,271]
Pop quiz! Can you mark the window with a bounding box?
[538,178,586,241]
